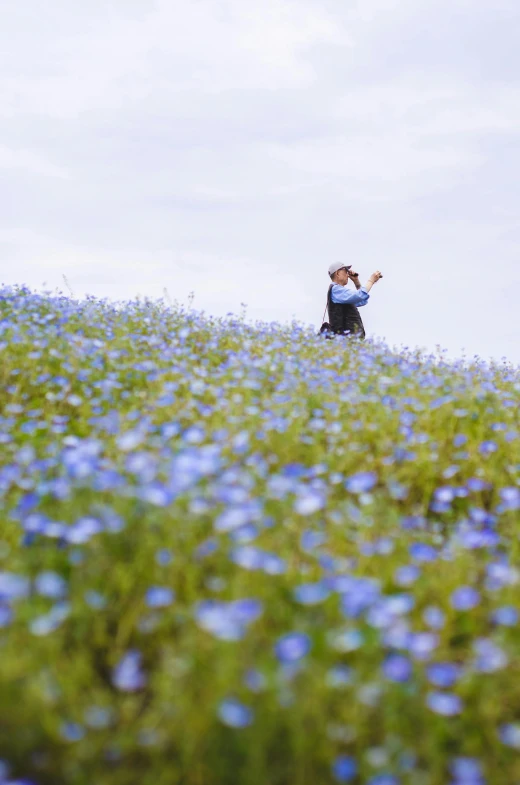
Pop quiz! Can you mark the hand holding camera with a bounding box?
[361,269,383,293]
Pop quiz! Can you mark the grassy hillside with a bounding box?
[0,284,519,785]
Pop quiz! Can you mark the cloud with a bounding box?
[1,0,349,119]
[0,145,69,179]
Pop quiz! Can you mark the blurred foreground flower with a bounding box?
[275,632,311,663]
[218,698,253,729]
[112,650,147,692]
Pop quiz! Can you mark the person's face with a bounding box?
[335,266,350,286]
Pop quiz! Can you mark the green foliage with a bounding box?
[0,286,519,785]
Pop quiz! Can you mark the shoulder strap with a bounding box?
[323,284,333,322]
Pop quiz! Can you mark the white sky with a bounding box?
[1,0,519,363]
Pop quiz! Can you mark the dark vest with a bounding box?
[327,284,365,339]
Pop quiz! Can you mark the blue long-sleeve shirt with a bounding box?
[331,285,370,307]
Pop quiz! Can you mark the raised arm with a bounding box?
[330,284,370,307]
[349,270,383,293]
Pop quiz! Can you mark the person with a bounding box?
[323,262,383,340]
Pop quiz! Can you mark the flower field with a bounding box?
[0,284,519,785]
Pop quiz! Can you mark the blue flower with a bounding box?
[422,606,445,629]
[229,523,259,543]
[326,665,354,688]
[499,487,520,510]
[468,508,495,526]
[261,553,287,575]
[449,756,484,784]
[293,582,330,606]
[387,481,409,500]
[145,586,175,608]
[453,434,467,447]
[478,440,497,456]
[217,698,253,728]
[112,650,147,692]
[327,628,364,652]
[0,759,10,781]
[66,517,103,545]
[244,669,267,692]
[394,565,421,586]
[345,471,377,494]
[229,598,263,625]
[332,755,357,782]
[408,632,438,660]
[499,723,520,749]
[383,654,412,683]
[155,548,174,566]
[117,430,145,451]
[385,594,415,615]
[486,562,515,591]
[339,577,381,617]
[426,691,462,716]
[0,605,13,628]
[30,602,70,636]
[0,572,30,602]
[294,490,325,515]
[195,598,262,641]
[400,515,426,531]
[230,546,264,570]
[84,706,113,729]
[60,722,85,742]
[84,590,107,609]
[427,662,461,688]
[451,586,480,611]
[35,571,67,599]
[434,486,456,504]
[274,632,311,663]
[215,506,253,533]
[300,530,327,552]
[183,426,205,444]
[195,538,218,559]
[472,638,507,672]
[491,606,518,626]
[409,543,437,563]
[138,484,174,507]
[466,478,490,492]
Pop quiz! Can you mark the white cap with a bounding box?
[328,261,352,277]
